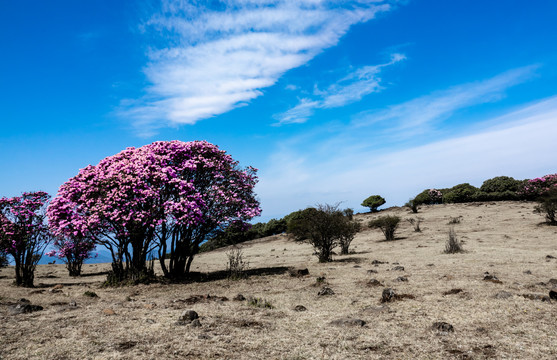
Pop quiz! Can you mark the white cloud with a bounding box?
[276,53,405,124]
[353,64,540,136]
[122,0,393,130]
[257,92,557,220]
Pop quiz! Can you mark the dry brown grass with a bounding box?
[2,201,557,359]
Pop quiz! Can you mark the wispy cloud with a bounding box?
[353,64,540,136]
[276,53,405,124]
[121,0,394,131]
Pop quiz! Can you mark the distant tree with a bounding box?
[46,235,97,276]
[361,195,386,212]
[480,176,522,193]
[443,183,478,203]
[0,192,51,287]
[287,204,359,262]
[368,215,401,241]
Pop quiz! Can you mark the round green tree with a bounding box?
[361,195,386,212]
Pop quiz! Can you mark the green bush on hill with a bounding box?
[361,195,386,212]
[443,183,478,203]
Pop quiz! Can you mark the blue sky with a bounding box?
[1,0,557,223]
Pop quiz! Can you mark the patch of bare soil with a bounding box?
[1,201,557,359]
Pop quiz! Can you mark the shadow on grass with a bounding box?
[182,266,291,283]
[334,257,363,264]
[377,236,408,242]
[79,271,110,277]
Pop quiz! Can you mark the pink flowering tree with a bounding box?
[48,140,261,282]
[46,235,97,276]
[0,192,51,287]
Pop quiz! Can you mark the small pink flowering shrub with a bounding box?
[519,174,557,200]
[414,188,443,205]
[46,236,97,276]
[0,192,51,287]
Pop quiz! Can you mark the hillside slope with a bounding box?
[1,201,557,359]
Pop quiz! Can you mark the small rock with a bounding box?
[102,308,116,316]
[318,287,335,296]
[362,304,389,313]
[294,305,307,312]
[198,334,211,340]
[289,268,309,277]
[371,260,386,265]
[146,319,156,324]
[53,284,64,290]
[190,319,202,327]
[233,294,246,301]
[427,264,435,267]
[548,279,557,287]
[523,270,532,275]
[330,318,366,327]
[366,269,378,274]
[381,288,396,303]
[483,273,502,284]
[494,291,513,299]
[392,266,405,271]
[432,321,454,333]
[69,300,77,307]
[396,276,408,282]
[143,303,156,309]
[549,290,557,300]
[367,279,383,287]
[9,302,43,315]
[179,310,199,322]
[546,255,556,259]
[353,265,361,268]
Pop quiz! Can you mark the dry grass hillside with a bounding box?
[1,201,557,359]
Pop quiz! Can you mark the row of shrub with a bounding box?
[412,174,557,205]
[200,217,288,252]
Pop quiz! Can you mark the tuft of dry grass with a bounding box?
[444,227,464,253]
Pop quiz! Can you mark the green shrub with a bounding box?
[443,183,478,203]
[480,176,522,193]
[534,188,557,225]
[405,199,419,213]
[287,204,359,262]
[361,195,386,212]
[368,215,401,241]
[414,188,443,205]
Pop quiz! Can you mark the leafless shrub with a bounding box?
[406,218,422,232]
[226,247,249,280]
[445,227,464,254]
